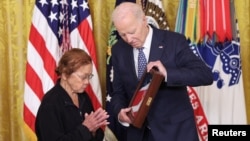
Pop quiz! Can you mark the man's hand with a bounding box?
[147,60,167,77]
[118,107,133,124]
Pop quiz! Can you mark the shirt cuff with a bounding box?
[118,116,130,127]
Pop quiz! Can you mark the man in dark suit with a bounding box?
[110,2,213,141]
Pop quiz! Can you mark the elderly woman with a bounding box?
[35,48,109,141]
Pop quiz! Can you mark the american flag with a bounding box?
[23,0,102,133]
[130,83,150,117]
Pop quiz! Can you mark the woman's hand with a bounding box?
[82,108,110,132]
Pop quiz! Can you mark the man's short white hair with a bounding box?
[112,2,145,24]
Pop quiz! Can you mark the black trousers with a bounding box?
[142,127,154,141]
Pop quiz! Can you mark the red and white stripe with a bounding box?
[23,3,102,132]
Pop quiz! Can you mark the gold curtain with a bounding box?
[0,0,249,140]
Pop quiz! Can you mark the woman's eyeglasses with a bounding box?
[74,73,94,81]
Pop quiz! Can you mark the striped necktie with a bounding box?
[137,47,147,79]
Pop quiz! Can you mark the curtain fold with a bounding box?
[0,0,249,140]
[235,0,250,124]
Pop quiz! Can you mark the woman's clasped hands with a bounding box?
[82,108,110,133]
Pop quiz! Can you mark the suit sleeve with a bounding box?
[111,43,131,116]
[164,34,213,87]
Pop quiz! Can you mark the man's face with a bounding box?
[114,13,147,48]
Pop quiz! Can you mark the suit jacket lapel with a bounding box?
[126,44,138,80]
[149,28,166,62]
